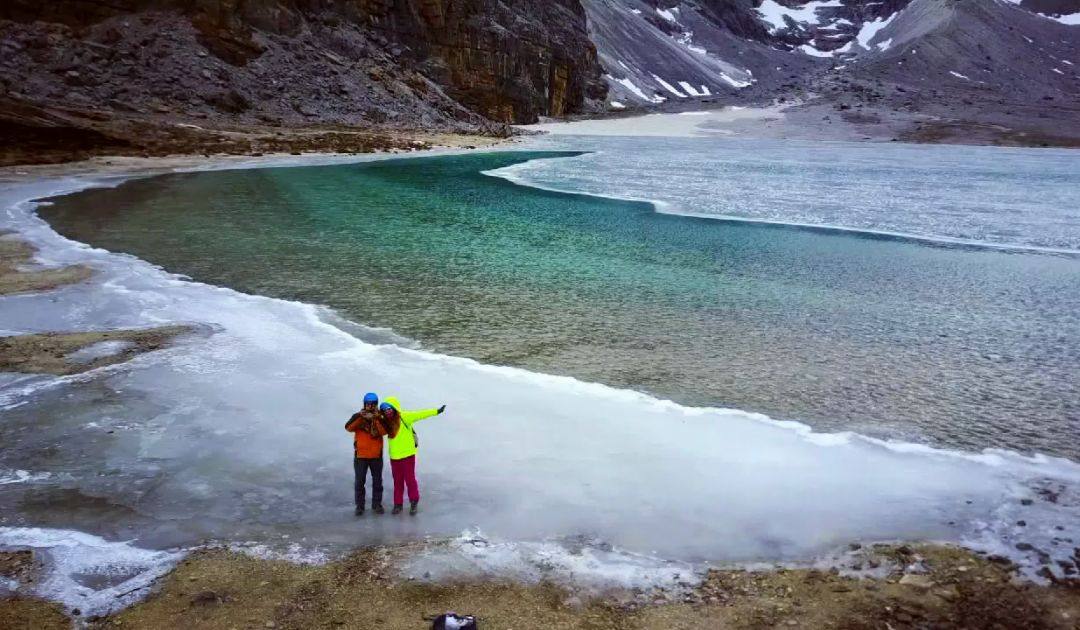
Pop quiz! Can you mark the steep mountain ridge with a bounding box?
[849,0,1079,99]
[584,0,1079,110]
[1,0,1079,163]
[0,0,607,163]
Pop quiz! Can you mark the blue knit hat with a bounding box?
[363,392,378,404]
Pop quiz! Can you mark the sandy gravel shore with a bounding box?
[3,543,1079,629]
[520,100,1080,148]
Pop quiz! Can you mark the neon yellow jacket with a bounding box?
[385,396,440,460]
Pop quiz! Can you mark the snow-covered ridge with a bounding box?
[752,0,910,58]
[756,0,843,33]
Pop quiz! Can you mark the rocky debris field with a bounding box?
[798,71,1080,147]
[1,543,1079,629]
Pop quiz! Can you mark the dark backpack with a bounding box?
[432,613,477,630]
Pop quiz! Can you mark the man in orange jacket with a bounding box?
[345,392,396,516]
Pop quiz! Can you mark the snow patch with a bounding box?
[757,0,843,33]
[855,14,896,50]
[652,74,688,98]
[656,7,679,23]
[609,101,626,110]
[1003,0,1080,26]
[800,44,834,58]
[719,71,753,88]
[1051,11,1080,25]
[0,469,52,485]
[803,40,855,59]
[949,71,970,80]
[677,81,708,97]
[608,75,666,104]
[401,529,697,593]
[676,31,708,55]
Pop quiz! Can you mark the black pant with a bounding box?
[353,457,384,508]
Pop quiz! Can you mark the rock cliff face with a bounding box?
[0,0,606,163]
[168,0,607,123]
[2,0,1079,162]
[355,0,607,122]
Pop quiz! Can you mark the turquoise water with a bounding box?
[40,150,1080,458]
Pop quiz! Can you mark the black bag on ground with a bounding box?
[432,612,477,630]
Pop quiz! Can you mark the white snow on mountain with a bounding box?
[855,14,898,50]
[609,74,666,103]
[757,0,844,33]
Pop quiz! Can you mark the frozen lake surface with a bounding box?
[1,139,1079,613]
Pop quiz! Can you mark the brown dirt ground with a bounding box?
[0,234,92,295]
[0,233,193,376]
[0,597,70,630]
[0,325,193,375]
[3,543,1077,630]
[0,551,36,585]
[0,112,510,167]
[0,551,69,630]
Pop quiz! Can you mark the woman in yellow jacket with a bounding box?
[380,396,446,515]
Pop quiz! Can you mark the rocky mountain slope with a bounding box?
[1,0,1079,163]
[847,0,1079,95]
[576,0,1079,145]
[583,0,820,108]
[0,0,607,164]
[584,0,1079,107]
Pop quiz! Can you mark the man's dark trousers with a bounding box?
[354,457,384,509]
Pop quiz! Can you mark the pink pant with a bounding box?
[390,455,419,505]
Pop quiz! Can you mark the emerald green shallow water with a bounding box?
[40,151,1080,458]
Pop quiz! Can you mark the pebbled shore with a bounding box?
[2,543,1079,629]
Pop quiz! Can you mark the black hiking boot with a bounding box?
[409,501,419,516]
[391,504,403,515]
[372,504,385,515]
[354,506,364,517]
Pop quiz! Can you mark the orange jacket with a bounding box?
[345,409,394,458]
